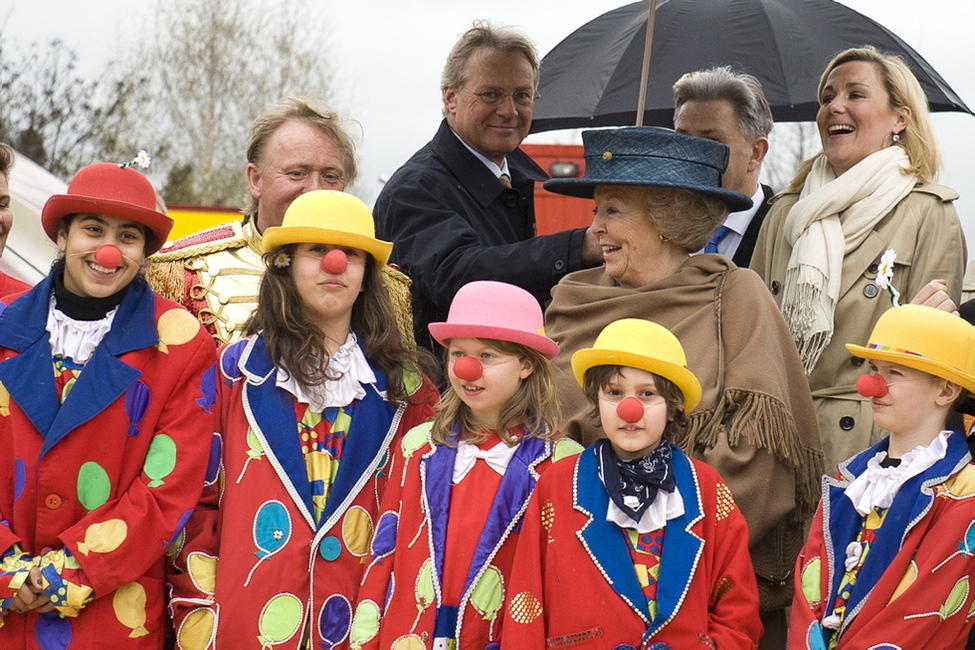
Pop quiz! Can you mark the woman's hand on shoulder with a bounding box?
[910,279,958,315]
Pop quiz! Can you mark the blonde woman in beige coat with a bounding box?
[751,46,966,474]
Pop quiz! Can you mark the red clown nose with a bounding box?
[94,244,122,269]
[616,397,645,423]
[320,249,348,275]
[452,356,483,382]
[856,373,888,398]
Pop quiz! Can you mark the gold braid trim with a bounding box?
[680,388,824,521]
[151,236,247,261]
[381,265,415,349]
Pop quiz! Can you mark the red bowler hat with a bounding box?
[41,163,173,255]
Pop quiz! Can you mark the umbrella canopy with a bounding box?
[530,0,972,133]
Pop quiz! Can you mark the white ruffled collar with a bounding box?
[46,296,117,364]
[275,333,376,411]
[844,430,952,516]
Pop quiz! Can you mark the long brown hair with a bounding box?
[431,338,561,447]
[245,244,417,402]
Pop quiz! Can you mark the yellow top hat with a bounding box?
[845,304,975,394]
[262,190,393,265]
[571,318,702,413]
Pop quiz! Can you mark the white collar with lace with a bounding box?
[46,297,117,364]
[275,333,377,411]
[844,430,952,516]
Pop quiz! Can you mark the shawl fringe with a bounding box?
[780,264,834,375]
[681,388,823,520]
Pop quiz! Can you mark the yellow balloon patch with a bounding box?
[391,635,425,650]
[343,506,374,558]
[156,308,201,353]
[178,607,216,649]
[78,519,128,555]
[113,581,149,638]
[188,552,218,596]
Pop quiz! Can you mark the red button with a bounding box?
[44,494,62,510]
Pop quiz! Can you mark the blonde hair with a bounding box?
[788,46,940,191]
[244,96,357,216]
[430,338,561,447]
[441,21,540,93]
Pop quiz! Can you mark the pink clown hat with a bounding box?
[428,280,559,359]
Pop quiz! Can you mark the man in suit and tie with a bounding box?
[674,67,773,267]
[374,22,601,352]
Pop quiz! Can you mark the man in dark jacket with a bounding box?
[674,66,773,268]
[375,22,600,351]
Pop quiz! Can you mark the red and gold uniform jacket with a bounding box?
[502,444,762,649]
[169,335,438,649]
[0,276,216,648]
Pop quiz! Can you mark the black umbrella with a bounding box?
[530,0,972,133]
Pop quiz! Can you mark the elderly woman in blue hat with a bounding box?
[544,126,822,646]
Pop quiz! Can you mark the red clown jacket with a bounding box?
[0,275,216,648]
[348,423,582,649]
[169,334,438,649]
[502,443,762,649]
[791,430,975,649]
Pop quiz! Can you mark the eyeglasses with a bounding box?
[469,90,539,107]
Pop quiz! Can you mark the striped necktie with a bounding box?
[499,173,512,189]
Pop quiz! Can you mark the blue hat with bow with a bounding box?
[544,126,752,212]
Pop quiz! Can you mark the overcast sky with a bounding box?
[5,0,975,248]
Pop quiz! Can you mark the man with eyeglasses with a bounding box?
[375,22,601,353]
[148,96,358,344]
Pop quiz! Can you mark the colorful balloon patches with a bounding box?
[125,380,150,436]
[77,518,127,555]
[245,500,292,586]
[342,506,374,558]
[257,593,303,648]
[177,608,216,649]
[35,611,71,650]
[113,581,149,638]
[144,434,177,487]
[470,565,504,621]
[197,363,217,413]
[349,600,381,648]
[317,594,352,649]
[77,461,111,511]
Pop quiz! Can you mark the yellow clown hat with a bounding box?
[262,190,392,265]
[571,318,702,413]
[845,305,975,394]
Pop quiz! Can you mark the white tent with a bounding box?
[4,152,63,285]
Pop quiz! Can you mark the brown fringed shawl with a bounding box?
[546,255,824,609]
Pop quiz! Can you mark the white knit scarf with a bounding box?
[780,147,916,374]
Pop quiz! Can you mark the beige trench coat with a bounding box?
[750,183,966,473]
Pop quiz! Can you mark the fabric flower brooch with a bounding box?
[874,249,901,307]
